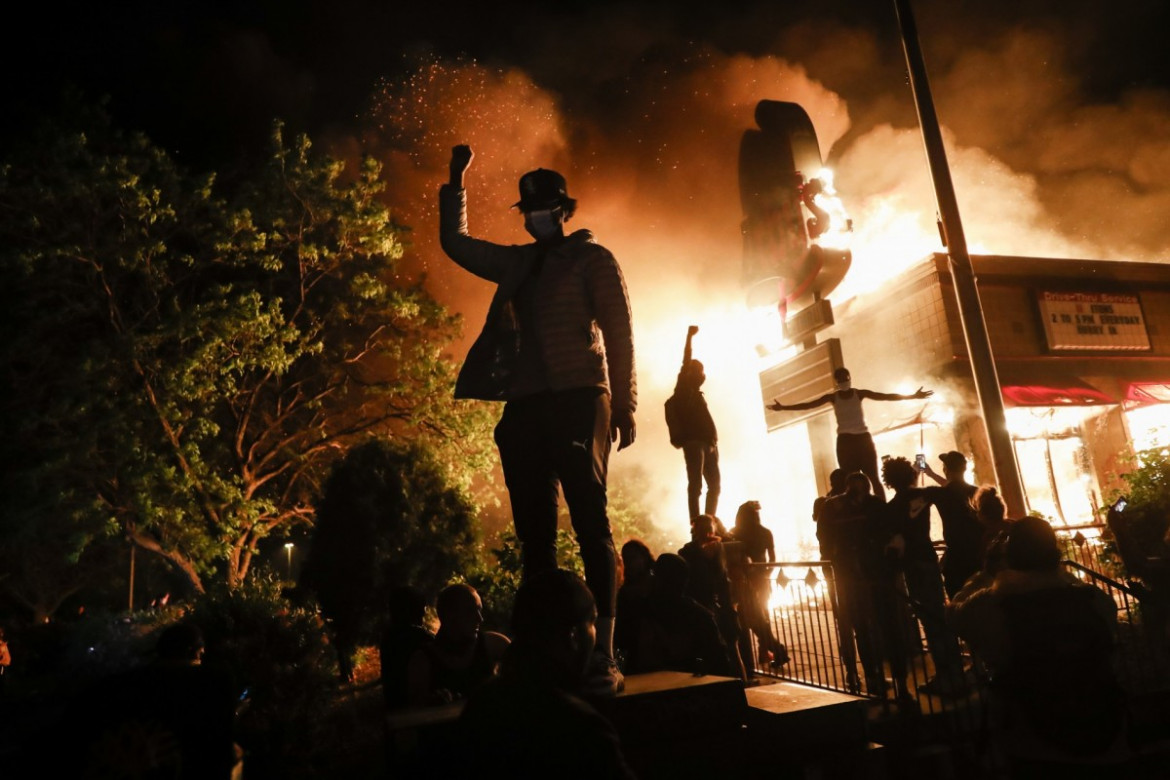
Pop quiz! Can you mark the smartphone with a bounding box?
[1112,497,1127,513]
[915,453,927,471]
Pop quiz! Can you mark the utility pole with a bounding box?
[893,0,1027,517]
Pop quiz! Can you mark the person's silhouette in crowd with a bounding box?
[950,517,1131,777]
[812,468,848,556]
[821,472,909,698]
[440,144,636,696]
[381,586,434,711]
[458,569,637,779]
[921,451,984,598]
[711,514,733,539]
[664,325,720,520]
[882,456,966,697]
[811,468,848,649]
[974,485,1013,559]
[633,553,732,677]
[768,368,932,500]
[728,501,789,668]
[406,584,509,707]
[678,514,746,678]
[615,539,655,674]
[65,622,239,779]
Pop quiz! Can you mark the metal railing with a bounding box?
[736,545,1170,774]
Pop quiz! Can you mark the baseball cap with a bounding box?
[939,451,968,470]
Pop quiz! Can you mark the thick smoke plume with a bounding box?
[343,10,1170,552]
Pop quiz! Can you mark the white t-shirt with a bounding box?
[830,391,868,435]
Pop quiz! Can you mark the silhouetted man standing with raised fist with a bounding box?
[440,145,637,695]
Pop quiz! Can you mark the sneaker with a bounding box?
[585,651,625,697]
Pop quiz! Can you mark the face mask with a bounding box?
[524,208,563,241]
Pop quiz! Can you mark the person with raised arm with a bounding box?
[664,325,720,520]
[767,367,931,501]
[439,145,637,696]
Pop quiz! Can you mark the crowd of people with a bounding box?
[427,144,1136,776]
[6,144,1139,780]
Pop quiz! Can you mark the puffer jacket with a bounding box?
[439,185,637,414]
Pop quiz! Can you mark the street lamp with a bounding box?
[284,542,295,580]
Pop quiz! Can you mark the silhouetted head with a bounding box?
[833,367,852,391]
[515,169,576,243]
[1004,516,1061,572]
[734,501,762,530]
[691,513,716,541]
[621,538,655,582]
[652,553,690,596]
[436,583,483,643]
[680,359,706,388]
[845,471,872,499]
[828,468,847,495]
[882,456,918,493]
[939,451,968,481]
[975,486,1006,524]
[510,569,597,687]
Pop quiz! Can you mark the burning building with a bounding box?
[761,253,1170,528]
[739,100,1169,530]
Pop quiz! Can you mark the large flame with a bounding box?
[350,45,1170,556]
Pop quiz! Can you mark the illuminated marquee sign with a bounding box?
[1037,291,1150,351]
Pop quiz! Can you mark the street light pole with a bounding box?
[893,0,1027,518]
[284,542,295,580]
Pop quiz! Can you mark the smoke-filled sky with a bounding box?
[9,0,1170,548]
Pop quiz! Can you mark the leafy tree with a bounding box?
[188,576,339,780]
[297,438,479,676]
[0,98,494,609]
[1106,448,1170,582]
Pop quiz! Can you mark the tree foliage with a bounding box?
[298,438,479,657]
[188,576,339,779]
[1106,448,1170,582]
[0,98,494,609]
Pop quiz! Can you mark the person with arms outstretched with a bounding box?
[664,325,720,519]
[439,145,636,695]
[768,367,931,501]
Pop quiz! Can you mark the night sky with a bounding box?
[9,1,1170,169]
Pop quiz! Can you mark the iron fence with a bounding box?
[736,542,1170,776]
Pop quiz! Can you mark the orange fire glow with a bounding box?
[352,50,1170,556]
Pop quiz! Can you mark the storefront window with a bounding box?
[1006,406,1105,527]
[1125,403,1170,456]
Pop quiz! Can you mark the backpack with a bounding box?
[664,394,684,449]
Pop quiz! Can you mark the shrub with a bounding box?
[188,574,339,779]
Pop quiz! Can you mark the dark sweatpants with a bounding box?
[494,388,618,618]
[836,432,885,501]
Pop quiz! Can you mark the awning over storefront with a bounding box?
[1126,383,1170,403]
[997,369,1116,406]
